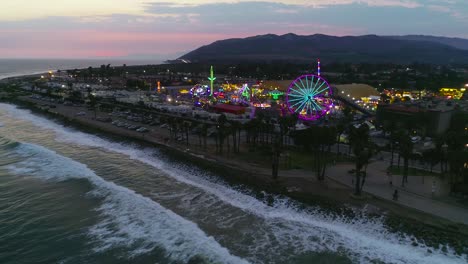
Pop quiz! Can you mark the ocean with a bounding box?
[0,59,161,80]
[0,62,466,263]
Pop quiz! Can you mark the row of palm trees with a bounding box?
[382,111,468,192]
[112,101,374,195]
[96,98,467,196]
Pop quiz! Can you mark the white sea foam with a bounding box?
[6,141,249,264]
[0,70,48,81]
[1,103,467,264]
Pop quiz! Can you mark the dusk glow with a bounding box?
[1,0,467,59]
[1,2,467,263]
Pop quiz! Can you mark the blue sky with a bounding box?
[1,0,467,59]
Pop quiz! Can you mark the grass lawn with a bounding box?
[234,146,352,171]
[388,165,440,177]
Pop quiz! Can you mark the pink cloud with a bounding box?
[0,29,237,58]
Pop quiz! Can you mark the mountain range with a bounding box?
[179,34,468,64]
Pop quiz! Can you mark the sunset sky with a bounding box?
[1,0,467,59]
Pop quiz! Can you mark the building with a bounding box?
[376,101,455,136]
[333,83,380,99]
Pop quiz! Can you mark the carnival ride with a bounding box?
[269,89,284,100]
[190,84,210,97]
[285,74,333,121]
[208,66,216,97]
[238,83,251,103]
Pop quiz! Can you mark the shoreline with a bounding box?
[5,97,466,226]
[1,81,467,253]
[0,72,47,83]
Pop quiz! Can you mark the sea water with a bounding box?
[0,104,466,264]
[0,59,159,80]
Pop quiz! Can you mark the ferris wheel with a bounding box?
[285,74,333,121]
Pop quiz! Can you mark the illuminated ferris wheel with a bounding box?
[285,74,333,121]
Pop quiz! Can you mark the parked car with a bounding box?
[136,127,149,133]
[96,117,112,122]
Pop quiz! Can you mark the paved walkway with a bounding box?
[327,161,468,225]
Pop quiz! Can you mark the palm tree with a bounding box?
[423,148,440,173]
[183,121,191,146]
[245,118,260,151]
[383,119,397,166]
[398,133,413,187]
[216,114,227,154]
[278,116,289,147]
[335,122,345,155]
[87,67,93,81]
[447,149,468,191]
[293,126,336,181]
[201,123,208,150]
[319,126,337,181]
[88,94,98,119]
[229,120,242,153]
[225,123,232,154]
[348,123,371,196]
[271,135,281,179]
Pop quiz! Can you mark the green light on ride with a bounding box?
[208,66,216,97]
[270,89,284,100]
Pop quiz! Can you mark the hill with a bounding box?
[179,34,468,64]
[386,35,468,50]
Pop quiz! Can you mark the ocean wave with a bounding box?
[4,140,248,264]
[1,103,466,264]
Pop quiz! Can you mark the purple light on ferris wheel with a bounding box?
[317,58,321,76]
